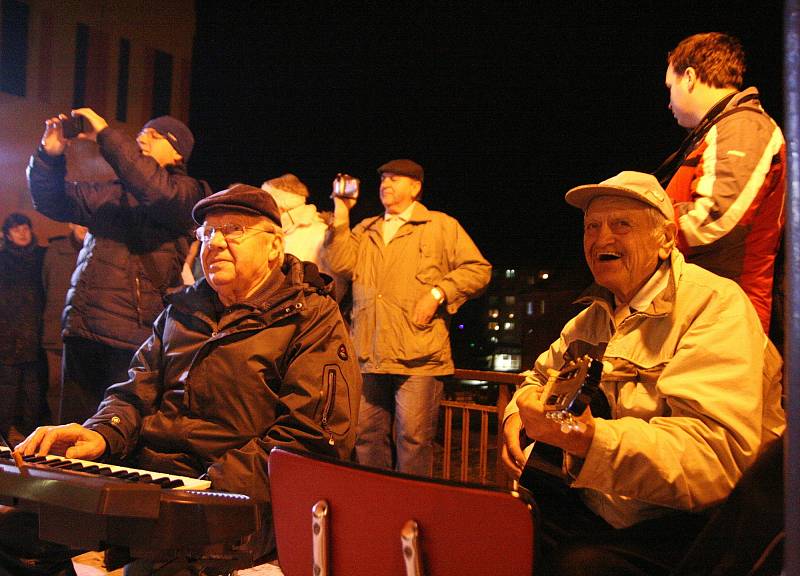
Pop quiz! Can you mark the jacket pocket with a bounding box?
[315,365,353,446]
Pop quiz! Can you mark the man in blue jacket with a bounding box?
[27,108,212,426]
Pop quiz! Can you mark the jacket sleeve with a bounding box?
[206,298,362,504]
[83,310,168,460]
[437,217,492,314]
[27,146,123,225]
[322,218,374,280]
[96,128,210,231]
[572,287,769,514]
[674,113,784,249]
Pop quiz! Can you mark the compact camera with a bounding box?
[61,115,86,139]
[331,173,360,199]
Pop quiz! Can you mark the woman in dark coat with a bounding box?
[0,213,46,443]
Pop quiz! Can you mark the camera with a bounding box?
[331,173,360,199]
[60,115,86,139]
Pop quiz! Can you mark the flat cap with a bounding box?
[565,171,675,222]
[261,173,310,198]
[192,183,282,226]
[377,158,424,182]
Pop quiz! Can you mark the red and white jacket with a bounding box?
[666,87,785,332]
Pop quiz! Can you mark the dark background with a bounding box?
[189,1,784,269]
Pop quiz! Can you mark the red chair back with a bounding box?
[268,447,536,576]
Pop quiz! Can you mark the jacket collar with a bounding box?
[576,250,684,319]
[167,253,333,326]
[281,203,319,232]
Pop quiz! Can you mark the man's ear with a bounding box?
[267,232,284,265]
[684,67,697,91]
[659,221,677,260]
[411,180,423,201]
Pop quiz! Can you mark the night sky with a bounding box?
[189,1,784,269]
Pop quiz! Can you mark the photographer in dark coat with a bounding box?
[8,184,361,572]
[26,108,212,425]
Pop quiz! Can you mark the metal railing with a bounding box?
[437,369,523,486]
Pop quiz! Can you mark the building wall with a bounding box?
[0,0,195,243]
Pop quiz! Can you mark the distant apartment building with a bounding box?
[0,0,195,240]
[482,264,591,372]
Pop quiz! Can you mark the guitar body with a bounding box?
[518,356,603,486]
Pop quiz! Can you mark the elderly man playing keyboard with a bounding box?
[2,184,361,574]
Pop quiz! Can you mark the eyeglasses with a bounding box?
[195,223,272,243]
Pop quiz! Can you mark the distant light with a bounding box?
[458,323,465,330]
[541,273,549,280]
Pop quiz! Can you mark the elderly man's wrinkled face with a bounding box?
[6,224,32,248]
[200,210,282,303]
[379,172,421,215]
[583,196,675,304]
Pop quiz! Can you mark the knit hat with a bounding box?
[142,116,195,162]
[261,173,310,198]
[565,171,675,222]
[377,159,424,182]
[192,183,282,226]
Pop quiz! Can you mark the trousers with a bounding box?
[355,374,443,476]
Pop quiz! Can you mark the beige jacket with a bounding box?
[506,250,784,528]
[323,202,491,375]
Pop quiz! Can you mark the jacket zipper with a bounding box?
[321,368,336,445]
[134,275,143,326]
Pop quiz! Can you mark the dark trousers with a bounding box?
[0,361,44,440]
[523,469,709,576]
[59,336,134,425]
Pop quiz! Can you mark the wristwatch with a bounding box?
[430,286,445,305]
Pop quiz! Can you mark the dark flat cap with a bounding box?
[377,158,424,182]
[192,183,282,226]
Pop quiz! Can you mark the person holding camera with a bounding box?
[323,158,491,475]
[26,108,212,426]
[261,173,348,302]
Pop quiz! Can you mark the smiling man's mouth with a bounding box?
[598,252,622,261]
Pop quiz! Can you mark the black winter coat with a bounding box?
[0,241,45,364]
[27,128,212,350]
[84,256,362,552]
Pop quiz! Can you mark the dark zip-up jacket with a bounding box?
[83,255,361,549]
[27,128,212,350]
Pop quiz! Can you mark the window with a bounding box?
[488,322,500,331]
[526,301,534,316]
[505,269,516,279]
[489,336,498,344]
[72,23,89,107]
[116,38,130,121]
[504,295,516,305]
[492,353,521,372]
[488,308,499,319]
[0,0,29,96]
[152,49,173,117]
[503,321,515,331]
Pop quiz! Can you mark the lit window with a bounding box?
[492,353,521,371]
[504,295,515,305]
[489,336,498,343]
[504,322,515,331]
[488,322,500,331]
[505,269,516,279]
[508,313,514,319]
[526,301,534,316]
[489,308,499,318]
